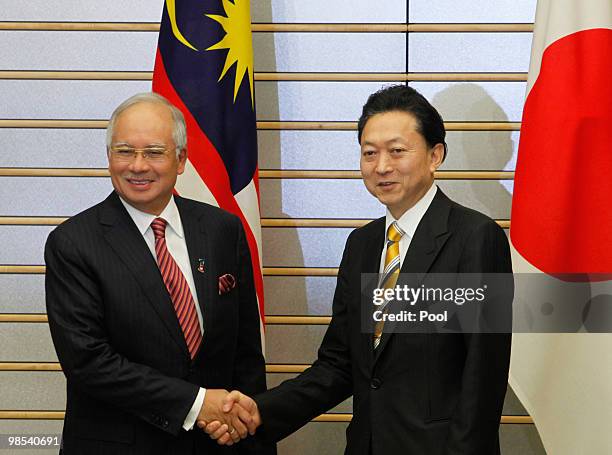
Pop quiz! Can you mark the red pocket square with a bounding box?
[218,273,236,295]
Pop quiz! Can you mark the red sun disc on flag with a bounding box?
[511,28,612,276]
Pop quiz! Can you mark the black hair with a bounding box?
[357,85,447,160]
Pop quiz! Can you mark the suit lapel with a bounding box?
[362,218,386,274]
[175,196,214,349]
[99,192,188,355]
[373,190,452,363]
[361,218,386,372]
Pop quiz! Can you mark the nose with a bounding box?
[128,153,151,173]
[374,153,392,175]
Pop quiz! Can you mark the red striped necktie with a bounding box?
[151,217,202,359]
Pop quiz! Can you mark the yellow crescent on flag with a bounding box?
[165,0,198,51]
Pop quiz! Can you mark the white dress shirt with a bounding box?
[379,183,438,274]
[119,195,205,431]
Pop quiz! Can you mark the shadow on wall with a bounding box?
[432,83,514,217]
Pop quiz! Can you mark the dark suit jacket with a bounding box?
[45,192,274,455]
[255,189,512,455]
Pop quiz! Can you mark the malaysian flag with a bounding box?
[152,0,264,338]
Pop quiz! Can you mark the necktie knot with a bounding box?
[387,221,404,243]
[151,217,167,240]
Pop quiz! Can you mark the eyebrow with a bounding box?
[361,137,407,147]
[111,142,167,147]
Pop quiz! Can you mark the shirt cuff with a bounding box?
[182,388,206,431]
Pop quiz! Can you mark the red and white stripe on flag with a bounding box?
[152,0,266,350]
[509,1,612,453]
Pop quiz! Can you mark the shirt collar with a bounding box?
[119,195,184,239]
[385,183,437,239]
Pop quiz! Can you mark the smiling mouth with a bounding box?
[377,182,397,187]
[126,178,154,186]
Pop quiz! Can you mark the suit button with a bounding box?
[371,378,382,389]
[162,420,169,429]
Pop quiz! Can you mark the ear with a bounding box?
[177,148,187,175]
[429,143,445,172]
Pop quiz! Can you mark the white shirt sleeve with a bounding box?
[182,388,207,431]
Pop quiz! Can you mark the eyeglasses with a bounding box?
[109,145,173,162]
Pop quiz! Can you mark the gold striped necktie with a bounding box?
[373,221,405,349]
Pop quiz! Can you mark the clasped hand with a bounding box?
[197,390,261,446]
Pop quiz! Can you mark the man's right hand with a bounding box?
[197,389,254,445]
[198,390,262,445]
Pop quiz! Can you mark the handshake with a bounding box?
[196,389,261,446]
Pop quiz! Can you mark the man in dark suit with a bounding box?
[45,92,274,454]
[205,85,512,454]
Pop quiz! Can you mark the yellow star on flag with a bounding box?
[205,0,255,108]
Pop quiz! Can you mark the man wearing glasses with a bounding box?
[45,93,274,454]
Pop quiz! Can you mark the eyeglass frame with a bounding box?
[107,144,180,162]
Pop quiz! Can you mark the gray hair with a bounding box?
[106,92,187,157]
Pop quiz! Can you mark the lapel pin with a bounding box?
[197,258,205,274]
